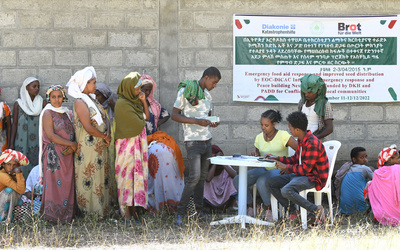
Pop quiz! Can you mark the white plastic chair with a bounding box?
[299,140,341,229]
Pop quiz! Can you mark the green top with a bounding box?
[114,72,145,139]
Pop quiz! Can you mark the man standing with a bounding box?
[172,67,221,225]
[266,111,329,225]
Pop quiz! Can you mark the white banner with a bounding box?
[233,15,400,103]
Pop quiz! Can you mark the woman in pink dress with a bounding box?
[39,85,77,223]
[114,72,150,223]
[366,145,400,226]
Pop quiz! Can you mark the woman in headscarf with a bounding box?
[365,145,400,226]
[114,72,149,222]
[39,85,77,223]
[0,149,29,222]
[10,77,46,179]
[95,83,118,202]
[298,74,333,141]
[140,75,170,134]
[0,88,12,154]
[140,75,184,212]
[67,66,112,217]
[203,145,237,211]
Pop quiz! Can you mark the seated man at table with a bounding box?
[265,111,329,225]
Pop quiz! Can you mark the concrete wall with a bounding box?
[0,0,398,168]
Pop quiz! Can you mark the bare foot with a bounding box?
[315,205,325,224]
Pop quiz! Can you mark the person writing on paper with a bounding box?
[232,110,297,221]
[298,74,333,141]
[266,111,329,226]
[172,67,220,225]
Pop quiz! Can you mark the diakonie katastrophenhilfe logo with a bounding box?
[310,21,324,35]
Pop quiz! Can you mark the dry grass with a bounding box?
[1,209,400,249]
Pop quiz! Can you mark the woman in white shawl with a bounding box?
[67,66,113,217]
[39,85,77,223]
[10,77,46,179]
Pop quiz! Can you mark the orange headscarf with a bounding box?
[147,131,185,179]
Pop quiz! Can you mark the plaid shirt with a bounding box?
[277,130,329,191]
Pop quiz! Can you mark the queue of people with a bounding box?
[0,69,399,229]
[0,66,223,225]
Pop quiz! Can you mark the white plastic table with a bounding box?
[209,155,275,229]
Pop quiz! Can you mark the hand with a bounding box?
[279,169,288,175]
[274,160,287,170]
[103,132,111,144]
[209,121,220,127]
[63,147,74,156]
[196,119,211,127]
[70,142,78,152]
[13,167,22,174]
[265,154,274,158]
[107,98,115,107]
[138,92,146,103]
[249,151,259,156]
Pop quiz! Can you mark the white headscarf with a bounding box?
[66,66,103,126]
[16,77,44,116]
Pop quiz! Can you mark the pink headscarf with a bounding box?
[140,74,161,128]
[378,144,398,168]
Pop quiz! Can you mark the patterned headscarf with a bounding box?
[300,74,328,117]
[377,144,398,168]
[39,85,72,179]
[45,85,68,103]
[140,75,162,129]
[0,149,29,167]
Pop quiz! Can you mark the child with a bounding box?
[23,165,42,215]
[335,147,373,213]
[0,149,29,222]
[204,145,237,211]
[10,77,46,179]
[0,88,12,153]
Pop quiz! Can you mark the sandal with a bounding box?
[310,219,324,228]
[310,205,325,227]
